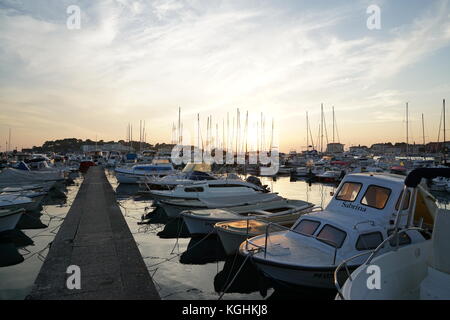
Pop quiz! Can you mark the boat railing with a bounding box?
[333,226,430,300]
[245,217,340,264]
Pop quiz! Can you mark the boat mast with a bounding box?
[444,99,447,164]
[8,128,11,153]
[321,103,324,154]
[422,113,425,156]
[332,106,335,144]
[406,102,409,158]
[197,114,200,150]
[306,111,309,152]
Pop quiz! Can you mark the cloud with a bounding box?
[0,0,449,149]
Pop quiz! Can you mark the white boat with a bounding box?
[240,170,436,290]
[182,199,314,236]
[148,178,267,202]
[106,155,121,167]
[0,183,52,193]
[140,162,217,191]
[291,167,311,177]
[0,194,39,212]
[0,208,25,233]
[0,190,47,204]
[316,170,343,183]
[213,200,315,254]
[430,177,448,192]
[115,161,176,184]
[336,168,450,300]
[159,192,283,219]
[0,168,64,184]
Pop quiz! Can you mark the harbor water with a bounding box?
[0,174,83,300]
[2,170,450,300]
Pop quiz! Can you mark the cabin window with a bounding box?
[395,190,411,211]
[356,232,384,251]
[387,230,411,246]
[361,185,391,210]
[293,219,320,235]
[184,187,204,192]
[316,224,347,248]
[336,182,362,202]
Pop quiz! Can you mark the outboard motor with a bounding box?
[246,175,270,192]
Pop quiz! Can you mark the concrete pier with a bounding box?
[28,166,160,300]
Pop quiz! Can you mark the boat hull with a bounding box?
[158,201,204,218]
[182,214,221,235]
[216,227,249,255]
[0,210,24,233]
[249,254,356,290]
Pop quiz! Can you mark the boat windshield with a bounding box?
[316,224,346,248]
[293,219,320,235]
[336,182,362,202]
[361,185,391,210]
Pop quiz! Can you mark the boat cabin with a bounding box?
[288,172,435,262]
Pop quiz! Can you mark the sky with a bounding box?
[0,0,449,152]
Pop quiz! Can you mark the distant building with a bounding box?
[81,143,130,153]
[349,145,369,154]
[326,143,344,153]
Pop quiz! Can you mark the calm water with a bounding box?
[107,171,450,300]
[106,171,338,300]
[0,174,83,300]
[2,170,450,300]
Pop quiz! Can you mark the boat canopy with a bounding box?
[182,163,212,173]
[405,168,450,188]
[152,158,171,164]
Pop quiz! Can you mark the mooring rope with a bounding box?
[217,254,251,300]
[146,229,216,269]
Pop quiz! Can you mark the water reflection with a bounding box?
[107,173,450,301]
[180,234,227,265]
[157,218,190,239]
[0,176,83,300]
[214,255,271,296]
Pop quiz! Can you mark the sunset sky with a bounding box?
[0,0,449,152]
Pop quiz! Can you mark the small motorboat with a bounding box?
[335,168,450,300]
[0,208,25,233]
[182,199,314,236]
[0,194,40,212]
[159,192,282,219]
[240,169,438,290]
[148,178,267,202]
[115,161,176,184]
[316,170,344,183]
[139,162,217,191]
[215,201,316,255]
